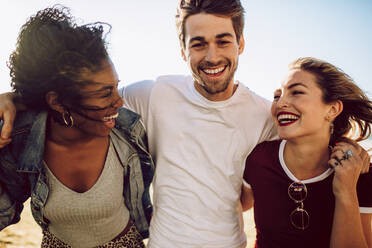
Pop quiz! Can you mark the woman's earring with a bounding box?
[326,115,334,135]
[62,111,74,128]
[330,123,334,135]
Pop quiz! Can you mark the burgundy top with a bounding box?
[244,140,372,248]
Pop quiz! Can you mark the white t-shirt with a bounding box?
[122,75,276,248]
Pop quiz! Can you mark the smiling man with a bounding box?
[122,1,276,247]
[181,13,243,101]
[0,1,370,247]
[0,0,276,247]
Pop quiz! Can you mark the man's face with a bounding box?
[182,13,244,101]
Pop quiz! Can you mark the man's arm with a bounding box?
[240,180,254,211]
[0,92,18,148]
[121,80,155,129]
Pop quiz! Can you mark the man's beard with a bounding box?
[195,61,237,95]
[199,75,231,94]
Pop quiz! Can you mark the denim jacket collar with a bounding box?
[115,108,141,135]
[15,108,141,173]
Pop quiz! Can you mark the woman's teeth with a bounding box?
[277,113,299,124]
[103,113,119,122]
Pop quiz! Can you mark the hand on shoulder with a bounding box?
[0,92,17,147]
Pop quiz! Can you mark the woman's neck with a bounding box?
[284,136,331,180]
[46,117,106,147]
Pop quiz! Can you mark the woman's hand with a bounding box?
[329,142,370,248]
[329,143,363,199]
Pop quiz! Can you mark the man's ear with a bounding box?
[238,35,245,55]
[181,47,187,62]
[328,100,343,121]
[45,91,64,113]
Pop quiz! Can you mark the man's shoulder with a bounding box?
[124,75,191,98]
[236,82,271,106]
[154,74,191,85]
[124,79,155,95]
[127,74,191,88]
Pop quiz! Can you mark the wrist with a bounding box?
[334,189,358,205]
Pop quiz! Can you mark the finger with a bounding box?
[330,150,345,162]
[328,158,342,169]
[1,110,16,139]
[335,152,363,174]
[332,144,362,159]
[333,144,356,157]
[334,141,360,155]
[0,138,12,148]
[331,147,345,156]
[330,147,361,171]
[335,139,359,148]
[333,142,354,152]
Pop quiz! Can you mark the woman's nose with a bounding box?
[112,90,124,108]
[277,96,290,108]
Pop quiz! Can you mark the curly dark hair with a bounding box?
[8,5,111,111]
[289,57,372,143]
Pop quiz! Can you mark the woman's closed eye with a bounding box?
[273,94,281,100]
[101,90,113,98]
[292,90,304,96]
[273,89,282,100]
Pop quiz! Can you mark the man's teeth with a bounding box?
[277,114,299,124]
[202,66,225,74]
[103,113,119,121]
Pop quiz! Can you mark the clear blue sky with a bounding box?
[0,0,371,101]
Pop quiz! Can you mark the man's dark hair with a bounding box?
[175,0,245,49]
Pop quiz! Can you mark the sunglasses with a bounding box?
[288,181,309,230]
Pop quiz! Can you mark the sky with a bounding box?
[0,0,371,101]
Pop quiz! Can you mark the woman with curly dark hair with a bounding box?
[243,57,372,248]
[0,6,153,247]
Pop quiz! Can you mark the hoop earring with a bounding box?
[62,111,74,128]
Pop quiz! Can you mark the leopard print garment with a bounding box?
[41,223,145,248]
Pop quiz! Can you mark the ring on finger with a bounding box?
[340,149,353,161]
[333,161,341,167]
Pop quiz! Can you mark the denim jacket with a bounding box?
[0,107,154,238]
